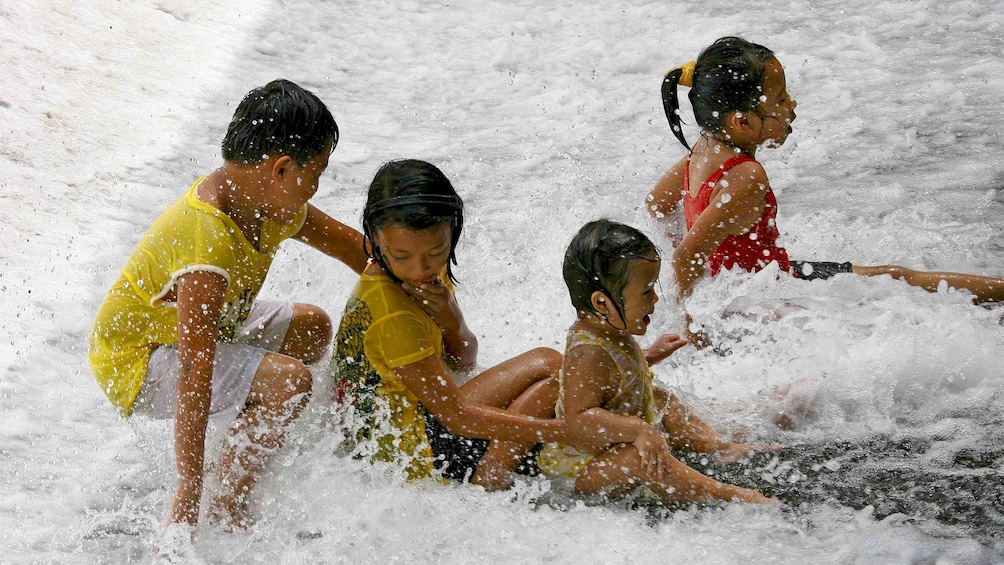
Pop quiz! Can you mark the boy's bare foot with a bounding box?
[154,522,206,564]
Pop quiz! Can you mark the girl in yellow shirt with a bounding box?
[331,159,587,488]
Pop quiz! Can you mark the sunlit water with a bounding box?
[3,0,1004,563]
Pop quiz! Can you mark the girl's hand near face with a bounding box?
[401,280,478,372]
[401,280,464,333]
[645,333,688,365]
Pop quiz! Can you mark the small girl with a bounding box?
[331,159,584,489]
[648,37,1004,330]
[537,219,771,504]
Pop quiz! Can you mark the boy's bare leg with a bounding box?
[209,304,328,527]
[853,265,1004,304]
[574,444,769,504]
[470,377,559,491]
[209,353,312,527]
[279,303,333,364]
[459,347,561,408]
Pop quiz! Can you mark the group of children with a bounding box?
[89,36,1004,553]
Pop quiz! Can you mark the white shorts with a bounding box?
[132,300,295,422]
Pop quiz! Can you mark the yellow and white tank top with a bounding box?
[538,327,658,478]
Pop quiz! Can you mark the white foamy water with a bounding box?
[3,0,1003,563]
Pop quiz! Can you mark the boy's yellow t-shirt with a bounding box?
[88,177,307,416]
[331,269,450,480]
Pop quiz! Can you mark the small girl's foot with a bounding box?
[714,442,787,465]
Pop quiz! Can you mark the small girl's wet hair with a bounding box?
[363,159,464,284]
[222,79,338,166]
[563,219,660,319]
[663,36,775,150]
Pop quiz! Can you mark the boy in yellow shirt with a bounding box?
[88,80,367,544]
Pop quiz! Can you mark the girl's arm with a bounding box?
[293,204,368,274]
[401,280,478,372]
[645,333,688,366]
[562,345,672,473]
[169,270,228,526]
[672,161,772,300]
[647,160,687,219]
[394,354,562,443]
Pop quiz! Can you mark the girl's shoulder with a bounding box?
[566,327,638,366]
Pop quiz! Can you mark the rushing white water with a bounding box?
[3,0,1003,563]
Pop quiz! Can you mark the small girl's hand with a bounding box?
[633,427,672,480]
[401,280,463,332]
[645,333,688,365]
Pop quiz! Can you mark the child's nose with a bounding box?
[417,257,436,279]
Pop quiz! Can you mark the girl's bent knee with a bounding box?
[529,347,563,371]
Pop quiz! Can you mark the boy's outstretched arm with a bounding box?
[170,270,227,527]
[293,204,367,274]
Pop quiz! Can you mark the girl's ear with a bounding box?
[590,290,612,316]
[725,110,750,132]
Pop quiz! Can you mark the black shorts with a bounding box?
[790,261,853,281]
[423,411,541,481]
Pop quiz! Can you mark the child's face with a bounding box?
[616,258,661,335]
[374,222,452,287]
[264,148,330,224]
[753,57,797,148]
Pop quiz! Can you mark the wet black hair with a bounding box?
[563,219,660,321]
[663,36,775,150]
[362,159,464,284]
[221,79,339,167]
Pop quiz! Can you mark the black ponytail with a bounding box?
[662,68,690,151]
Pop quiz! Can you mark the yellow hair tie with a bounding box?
[671,60,696,88]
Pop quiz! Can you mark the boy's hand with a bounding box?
[401,280,463,333]
[645,333,688,365]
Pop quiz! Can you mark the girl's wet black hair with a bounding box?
[663,36,775,150]
[563,219,660,323]
[363,159,464,284]
[222,79,339,167]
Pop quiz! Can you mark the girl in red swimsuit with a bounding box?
[647,37,1004,344]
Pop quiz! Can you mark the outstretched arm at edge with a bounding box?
[294,204,368,274]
